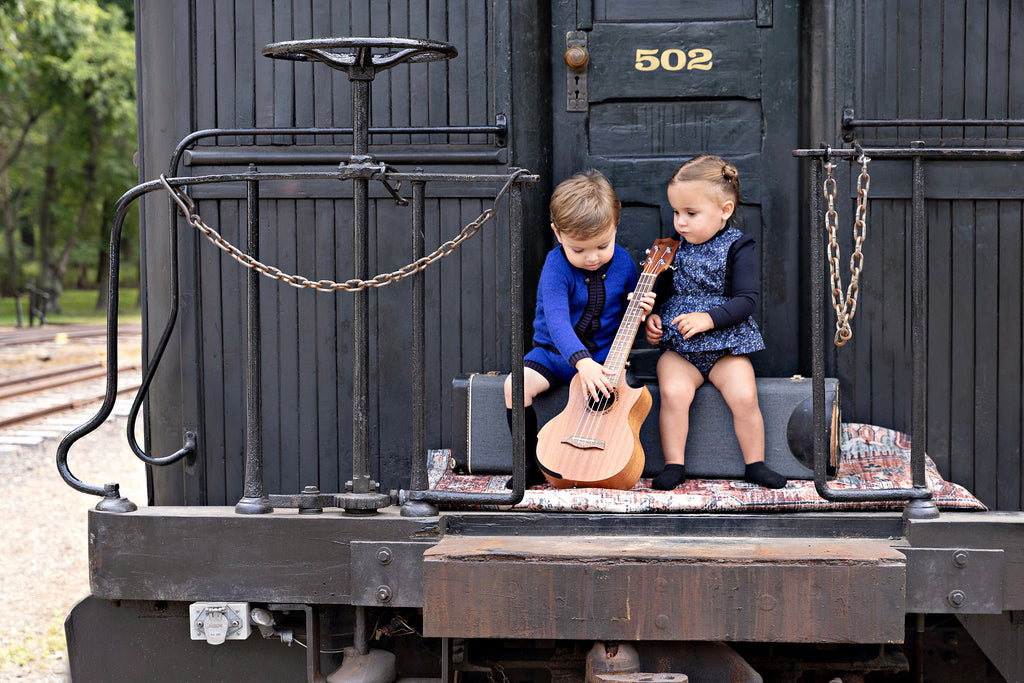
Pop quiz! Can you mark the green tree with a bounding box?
[0,0,136,308]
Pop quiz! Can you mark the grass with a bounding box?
[0,287,141,327]
[0,610,68,674]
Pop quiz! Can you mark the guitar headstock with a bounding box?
[642,238,679,276]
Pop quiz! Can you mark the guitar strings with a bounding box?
[568,249,669,449]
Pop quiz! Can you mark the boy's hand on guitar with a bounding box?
[671,311,714,339]
[627,291,657,318]
[645,314,663,345]
[575,357,615,400]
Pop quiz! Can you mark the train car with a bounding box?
[59,1,1024,681]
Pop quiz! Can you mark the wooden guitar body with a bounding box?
[536,373,652,490]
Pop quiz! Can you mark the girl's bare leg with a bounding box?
[709,355,787,488]
[653,351,703,489]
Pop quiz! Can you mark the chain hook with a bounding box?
[159,174,196,218]
[377,163,408,206]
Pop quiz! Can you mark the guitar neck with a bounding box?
[602,268,660,380]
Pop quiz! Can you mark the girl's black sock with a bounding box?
[652,464,686,490]
[745,461,788,489]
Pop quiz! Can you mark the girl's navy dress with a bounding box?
[659,225,765,358]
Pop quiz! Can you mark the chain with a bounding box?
[823,151,870,346]
[159,169,529,293]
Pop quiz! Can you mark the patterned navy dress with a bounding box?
[659,225,765,358]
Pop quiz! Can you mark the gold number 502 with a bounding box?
[634,48,713,71]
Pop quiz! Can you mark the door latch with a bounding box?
[565,31,589,112]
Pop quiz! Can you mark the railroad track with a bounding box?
[0,361,143,430]
[0,326,145,451]
[0,322,141,347]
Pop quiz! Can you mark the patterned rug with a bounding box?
[427,423,986,512]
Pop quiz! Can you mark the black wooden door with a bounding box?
[549,1,802,376]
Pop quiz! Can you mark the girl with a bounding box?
[644,155,787,490]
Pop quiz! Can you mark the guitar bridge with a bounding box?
[561,436,605,450]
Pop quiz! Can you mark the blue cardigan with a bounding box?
[531,244,639,368]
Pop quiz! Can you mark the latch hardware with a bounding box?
[565,31,589,112]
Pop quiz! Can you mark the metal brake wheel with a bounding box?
[262,37,457,78]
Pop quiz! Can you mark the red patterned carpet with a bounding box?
[428,423,986,513]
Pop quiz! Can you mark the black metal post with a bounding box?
[811,158,829,498]
[237,169,273,514]
[350,77,372,500]
[401,178,437,517]
[508,181,527,497]
[354,605,368,656]
[905,147,940,519]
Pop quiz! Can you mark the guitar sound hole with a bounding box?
[586,390,616,413]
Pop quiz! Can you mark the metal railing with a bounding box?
[794,140,1024,519]
[56,37,539,516]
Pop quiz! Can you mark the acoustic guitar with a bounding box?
[536,239,678,489]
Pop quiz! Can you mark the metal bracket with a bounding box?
[902,547,1005,614]
[350,540,434,607]
[565,31,588,112]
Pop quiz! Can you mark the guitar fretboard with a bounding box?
[603,245,673,382]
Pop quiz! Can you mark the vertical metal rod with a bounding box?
[911,152,927,487]
[509,181,526,493]
[811,159,829,499]
[351,78,371,495]
[352,80,369,157]
[401,180,436,517]
[410,180,427,489]
[354,605,368,656]
[305,605,324,683]
[236,168,272,514]
[905,150,940,519]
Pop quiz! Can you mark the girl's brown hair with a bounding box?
[668,154,740,206]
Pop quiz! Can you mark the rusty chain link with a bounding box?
[823,152,870,346]
[159,169,529,292]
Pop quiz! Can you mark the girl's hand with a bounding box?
[627,291,658,318]
[645,314,663,345]
[671,312,714,339]
[575,357,616,401]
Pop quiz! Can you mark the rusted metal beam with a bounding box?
[423,535,906,643]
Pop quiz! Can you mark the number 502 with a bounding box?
[634,48,713,71]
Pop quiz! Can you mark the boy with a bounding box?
[504,170,654,488]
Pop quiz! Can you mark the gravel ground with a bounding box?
[0,329,147,682]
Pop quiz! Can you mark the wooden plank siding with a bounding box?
[830,0,1024,510]
[137,0,535,503]
[135,0,1024,512]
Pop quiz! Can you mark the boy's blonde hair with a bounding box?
[669,154,740,206]
[549,169,621,239]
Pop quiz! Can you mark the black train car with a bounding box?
[60,1,1024,681]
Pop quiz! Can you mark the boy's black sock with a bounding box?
[745,461,788,489]
[652,464,686,490]
[506,406,545,489]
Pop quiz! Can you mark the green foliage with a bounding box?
[0,286,140,326]
[0,0,138,299]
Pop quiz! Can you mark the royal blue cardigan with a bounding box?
[531,244,639,368]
